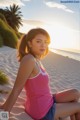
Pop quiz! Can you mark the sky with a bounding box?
[0,0,80,51]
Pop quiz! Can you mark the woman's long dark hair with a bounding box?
[17,28,50,62]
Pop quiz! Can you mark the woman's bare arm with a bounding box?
[1,54,35,112]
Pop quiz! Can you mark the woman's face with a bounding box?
[28,34,49,58]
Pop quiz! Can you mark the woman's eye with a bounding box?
[36,41,41,43]
[36,40,49,44]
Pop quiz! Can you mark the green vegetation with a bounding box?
[0,4,23,48]
[0,13,8,24]
[0,4,22,31]
[5,4,22,31]
[0,19,18,48]
[0,70,10,94]
[0,70,9,85]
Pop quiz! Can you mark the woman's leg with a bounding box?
[53,89,80,120]
[53,89,80,103]
[54,102,80,120]
[70,100,79,120]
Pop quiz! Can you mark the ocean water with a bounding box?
[51,48,80,61]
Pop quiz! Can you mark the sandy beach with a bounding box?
[0,46,80,120]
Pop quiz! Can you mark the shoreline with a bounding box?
[50,48,80,62]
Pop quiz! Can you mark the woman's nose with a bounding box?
[41,43,46,47]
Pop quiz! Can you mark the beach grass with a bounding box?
[0,70,9,85]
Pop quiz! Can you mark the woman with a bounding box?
[0,28,80,120]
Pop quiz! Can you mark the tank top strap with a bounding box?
[35,59,42,72]
[35,59,47,75]
[30,54,46,74]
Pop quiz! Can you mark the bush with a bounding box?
[0,19,18,48]
[0,71,9,85]
[2,29,18,48]
[0,13,8,24]
[0,35,3,47]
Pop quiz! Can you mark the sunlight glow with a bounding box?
[42,24,80,50]
[19,23,36,33]
[19,22,80,51]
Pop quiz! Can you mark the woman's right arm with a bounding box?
[0,54,35,113]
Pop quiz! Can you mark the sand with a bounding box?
[0,46,80,120]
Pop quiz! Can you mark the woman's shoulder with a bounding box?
[21,54,35,65]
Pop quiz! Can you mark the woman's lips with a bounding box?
[40,49,45,52]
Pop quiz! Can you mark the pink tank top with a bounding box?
[24,60,54,119]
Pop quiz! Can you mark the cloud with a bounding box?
[22,19,45,26]
[19,19,46,33]
[44,1,74,13]
[0,0,30,7]
[22,0,30,1]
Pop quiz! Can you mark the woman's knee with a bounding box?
[71,89,80,101]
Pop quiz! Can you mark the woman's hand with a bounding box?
[0,104,5,110]
[0,104,9,120]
